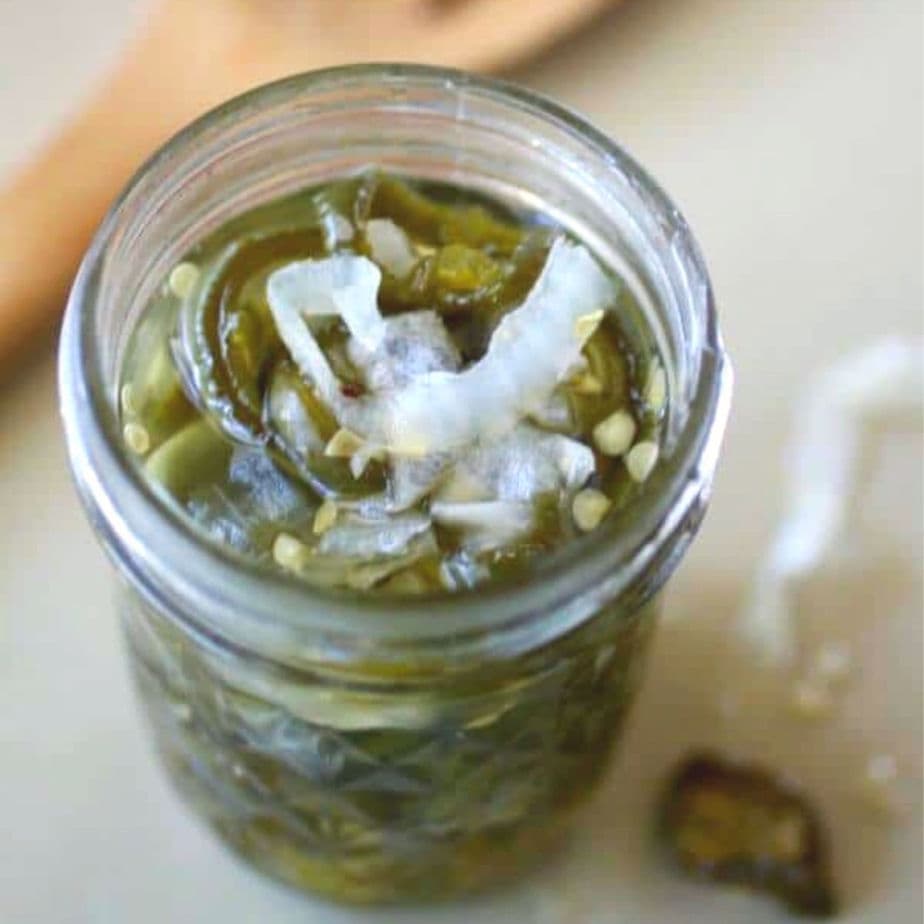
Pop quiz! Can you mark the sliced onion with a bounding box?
[430,500,535,553]
[266,241,616,457]
[267,254,386,407]
[298,514,438,590]
[439,425,595,504]
[318,511,431,558]
[365,218,417,277]
[347,310,461,392]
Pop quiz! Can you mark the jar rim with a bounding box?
[59,63,731,667]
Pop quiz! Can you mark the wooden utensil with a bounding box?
[0,0,613,370]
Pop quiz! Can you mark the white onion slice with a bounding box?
[267,255,386,399]
[441,425,595,503]
[266,240,615,456]
[318,511,431,558]
[430,500,535,553]
[347,310,461,392]
[365,218,417,277]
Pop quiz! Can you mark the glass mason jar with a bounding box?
[59,65,731,904]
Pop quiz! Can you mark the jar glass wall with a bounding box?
[59,65,731,904]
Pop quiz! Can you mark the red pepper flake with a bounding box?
[340,382,364,398]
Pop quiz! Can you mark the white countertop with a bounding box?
[1,1,921,922]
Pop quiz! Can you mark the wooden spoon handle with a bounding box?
[0,3,236,368]
[0,97,166,364]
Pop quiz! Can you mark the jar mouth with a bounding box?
[59,63,731,667]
